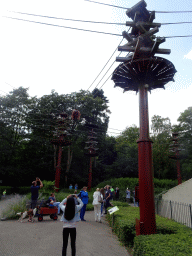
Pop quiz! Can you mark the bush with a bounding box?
[96,177,178,202]
[17,187,31,195]
[1,195,28,219]
[106,206,139,247]
[105,206,192,255]
[0,186,12,197]
[133,233,192,256]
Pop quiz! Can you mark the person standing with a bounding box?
[3,189,6,197]
[29,178,43,221]
[110,186,114,201]
[69,184,73,190]
[115,187,119,200]
[79,186,88,221]
[126,188,131,204]
[60,194,83,256]
[132,190,136,207]
[100,188,105,217]
[104,185,112,214]
[92,188,103,223]
[74,184,78,190]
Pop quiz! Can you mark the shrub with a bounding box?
[0,186,12,197]
[1,195,28,219]
[106,206,139,247]
[105,206,192,254]
[18,187,31,195]
[133,233,192,256]
[96,177,178,202]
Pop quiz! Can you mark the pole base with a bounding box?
[136,218,156,236]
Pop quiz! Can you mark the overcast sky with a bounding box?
[1,0,192,136]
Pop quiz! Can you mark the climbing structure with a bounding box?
[112,0,176,235]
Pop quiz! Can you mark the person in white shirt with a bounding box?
[92,188,103,223]
[60,194,83,256]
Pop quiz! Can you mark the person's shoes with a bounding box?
[99,220,102,223]
[95,220,98,222]
[81,219,86,221]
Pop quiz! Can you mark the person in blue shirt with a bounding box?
[30,178,43,209]
[79,186,89,221]
[69,184,73,190]
[29,178,43,222]
[48,193,61,213]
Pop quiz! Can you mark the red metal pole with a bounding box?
[88,157,92,192]
[55,145,62,192]
[136,84,156,235]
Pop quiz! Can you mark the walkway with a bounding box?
[0,197,130,256]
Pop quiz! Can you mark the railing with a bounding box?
[155,199,192,228]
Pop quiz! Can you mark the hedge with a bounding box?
[96,177,178,197]
[106,206,192,255]
[133,233,192,256]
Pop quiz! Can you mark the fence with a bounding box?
[155,199,192,228]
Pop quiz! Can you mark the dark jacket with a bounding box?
[31,185,40,200]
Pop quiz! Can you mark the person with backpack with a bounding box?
[60,194,83,256]
[92,188,103,223]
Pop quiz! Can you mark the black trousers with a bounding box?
[62,228,76,256]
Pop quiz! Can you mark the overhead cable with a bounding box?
[3,16,122,36]
[4,16,192,39]
[8,11,192,26]
[89,27,131,92]
[83,0,127,9]
[8,11,126,26]
[87,27,130,91]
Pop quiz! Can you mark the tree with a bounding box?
[0,87,36,185]
[113,125,139,178]
[173,107,192,180]
[0,89,110,187]
[150,115,175,179]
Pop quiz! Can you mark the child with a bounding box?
[3,189,6,197]
[60,194,83,256]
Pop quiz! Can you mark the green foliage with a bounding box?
[133,233,192,256]
[1,195,28,219]
[106,206,192,255]
[0,186,12,196]
[106,206,139,247]
[96,177,177,200]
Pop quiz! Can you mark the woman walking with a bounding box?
[60,194,83,256]
[92,188,103,223]
[100,188,105,217]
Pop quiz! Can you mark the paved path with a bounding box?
[0,197,131,256]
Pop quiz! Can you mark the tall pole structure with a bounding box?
[51,110,80,192]
[85,128,98,192]
[111,0,176,235]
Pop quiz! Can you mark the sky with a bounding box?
[1,0,192,136]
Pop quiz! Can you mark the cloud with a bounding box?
[184,49,192,60]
